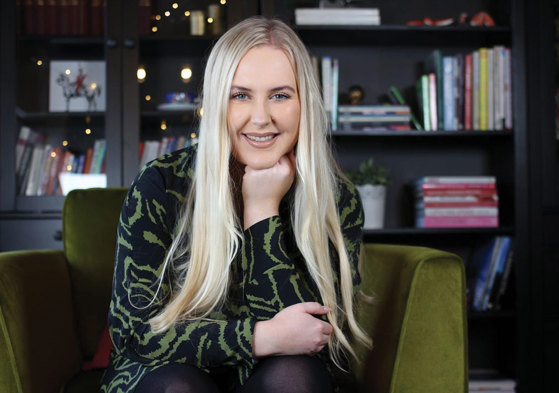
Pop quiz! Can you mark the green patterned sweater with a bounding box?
[101,145,364,393]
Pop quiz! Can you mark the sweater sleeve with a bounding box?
[242,216,319,320]
[108,163,256,372]
[337,179,365,292]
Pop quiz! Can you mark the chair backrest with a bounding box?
[357,243,468,393]
[63,187,128,359]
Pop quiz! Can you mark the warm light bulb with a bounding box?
[180,67,192,81]
[90,82,97,90]
[67,165,72,171]
[220,0,226,4]
[36,59,43,66]
[152,26,158,33]
[145,95,151,101]
[172,3,178,9]
[65,69,71,75]
[137,66,147,81]
[164,11,170,17]
[161,120,167,130]
[198,107,203,117]
[51,151,56,158]
[190,132,197,139]
[207,17,214,23]
[155,14,161,21]
[62,140,68,146]
[85,128,92,135]
[185,11,191,16]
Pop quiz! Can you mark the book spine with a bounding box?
[473,237,502,310]
[487,49,494,130]
[422,215,498,228]
[331,58,339,131]
[494,248,514,309]
[58,0,70,35]
[473,50,480,129]
[504,48,513,130]
[139,0,152,35]
[35,0,47,34]
[90,0,103,36]
[68,0,79,34]
[483,236,512,310]
[464,54,473,130]
[420,75,430,131]
[417,175,496,183]
[321,57,332,115]
[479,48,489,130]
[38,145,54,196]
[433,50,444,130]
[442,56,456,130]
[420,188,498,197]
[78,0,88,35]
[422,201,499,208]
[422,207,498,216]
[455,54,464,130]
[22,0,34,34]
[428,73,438,131]
[494,46,503,130]
[45,0,58,34]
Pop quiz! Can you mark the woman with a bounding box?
[101,16,371,393]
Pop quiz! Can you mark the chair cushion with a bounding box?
[63,187,128,359]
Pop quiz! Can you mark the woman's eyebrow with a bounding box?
[230,85,296,92]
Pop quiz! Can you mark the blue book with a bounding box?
[468,236,501,310]
[442,56,456,130]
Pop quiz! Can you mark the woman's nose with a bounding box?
[251,99,271,127]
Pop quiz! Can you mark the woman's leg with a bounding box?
[239,355,332,393]
[134,363,221,393]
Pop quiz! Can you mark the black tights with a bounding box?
[134,355,332,393]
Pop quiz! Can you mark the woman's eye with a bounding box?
[272,93,289,100]
[232,92,248,100]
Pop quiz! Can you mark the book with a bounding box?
[454,53,464,130]
[139,0,153,35]
[321,57,332,115]
[418,216,499,228]
[482,236,512,310]
[479,48,489,130]
[388,86,423,130]
[428,73,438,131]
[464,54,473,130]
[469,236,502,310]
[295,8,380,26]
[424,49,444,130]
[15,126,31,172]
[416,176,496,184]
[417,75,431,131]
[442,56,456,130]
[472,50,480,129]
[331,58,339,131]
[487,48,494,130]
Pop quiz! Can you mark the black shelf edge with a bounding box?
[17,35,104,45]
[364,226,515,236]
[140,34,220,42]
[16,108,105,120]
[142,110,196,117]
[15,195,65,213]
[294,25,511,33]
[468,309,516,319]
[331,130,514,137]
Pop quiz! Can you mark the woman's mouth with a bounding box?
[243,133,278,147]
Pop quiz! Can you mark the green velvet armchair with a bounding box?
[0,188,467,393]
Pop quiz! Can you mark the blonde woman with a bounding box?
[101,16,370,393]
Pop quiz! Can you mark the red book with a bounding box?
[83,147,94,173]
[464,53,473,130]
[45,0,58,34]
[423,216,498,228]
[59,0,70,35]
[22,0,34,34]
[90,0,104,36]
[420,183,496,190]
[421,188,497,197]
[139,0,152,35]
[34,0,47,34]
[69,0,80,34]
[423,201,499,208]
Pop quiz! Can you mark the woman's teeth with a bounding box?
[246,134,275,142]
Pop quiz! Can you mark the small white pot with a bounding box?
[356,184,386,229]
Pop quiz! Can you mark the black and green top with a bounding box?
[101,145,364,393]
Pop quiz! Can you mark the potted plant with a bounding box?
[346,158,390,229]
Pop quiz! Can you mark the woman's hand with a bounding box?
[242,151,296,229]
[252,302,333,358]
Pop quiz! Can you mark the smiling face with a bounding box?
[227,45,301,170]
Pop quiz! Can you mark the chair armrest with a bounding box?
[357,244,468,393]
[0,250,82,393]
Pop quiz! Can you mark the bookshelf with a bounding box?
[0,0,554,391]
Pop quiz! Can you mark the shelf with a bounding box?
[331,130,514,137]
[16,108,104,126]
[139,35,219,56]
[15,195,65,213]
[363,226,514,239]
[295,25,512,46]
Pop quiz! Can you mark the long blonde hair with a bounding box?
[149,16,371,369]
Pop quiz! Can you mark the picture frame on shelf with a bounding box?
[49,60,106,112]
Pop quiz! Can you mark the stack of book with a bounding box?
[312,56,340,131]
[468,235,514,311]
[15,126,106,196]
[295,8,380,26]
[469,369,516,393]
[18,0,152,35]
[414,176,499,228]
[338,105,412,131]
[416,47,512,131]
[139,135,198,169]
